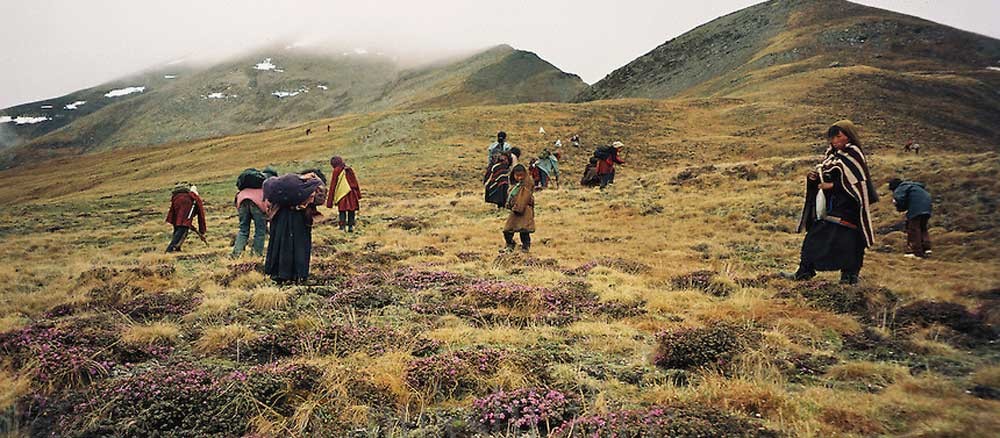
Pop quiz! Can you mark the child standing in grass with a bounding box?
[503,164,535,253]
[325,156,362,232]
[165,182,206,253]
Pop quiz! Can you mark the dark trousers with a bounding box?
[599,173,614,189]
[233,201,267,256]
[504,231,531,249]
[906,214,931,256]
[338,210,357,228]
[166,226,189,252]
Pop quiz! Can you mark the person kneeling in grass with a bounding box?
[503,164,535,253]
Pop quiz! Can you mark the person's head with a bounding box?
[888,178,903,191]
[300,168,327,184]
[262,167,278,178]
[612,141,624,149]
[509,147,521,158]
[827,120,861,150]
[511,164,528,182]
[330,155,345,169]
[189,185,199,196]
[497,131,507,143]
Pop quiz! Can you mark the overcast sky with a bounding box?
[2,0,998,109]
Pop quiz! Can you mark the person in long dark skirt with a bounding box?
[782,120,879,285]
[263,170,326,284]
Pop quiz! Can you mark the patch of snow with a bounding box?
[3,116,51,125]
[64,100,87,110]
[274,69,285,73]
[353,48,368,55]
[40,105,53,109]
[987,66,1000,72]
[272,91,299,98]
[206,92,225,99]
[105,86,146,98]
[316,85,328,90]
[166,58,186,65]
[254,58,279,71]
[164,75,177,79]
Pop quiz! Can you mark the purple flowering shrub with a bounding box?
[653,323,761,370]
[671,270,736,297]
[550,406,780,437]
[389,267,468,292]
[472,388,578,433]
[0,317,120,387]
[465,279,537,307]
[226,323,410,363]
[405,348,513,399]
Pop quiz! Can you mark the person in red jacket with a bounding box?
[597,141,625,190]
[165,183,206,252]
[325,156,362,232]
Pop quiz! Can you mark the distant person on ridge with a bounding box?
[263,170,327,284]
[571,134,581,148]
[503,163,535,253]
[487,131,512,166]
[325,156,362,232]
[165,182,206,253]
[889,178,933,258]
[782,120,879,285]
[231,168,271,257]
[596,141,625,190]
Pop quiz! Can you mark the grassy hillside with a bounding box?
[0,45,586,167]
[1,96,998,436]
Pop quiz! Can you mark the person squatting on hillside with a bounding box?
[263,170,327,283]
[534,149,560,189]
[165,183,207,253]
[325,156,362,232]
[889,178,933,258]
[596,141,625,190]
[783,120,879,285]
[504,163,535,253]
[231,168,277,257]
[580,156,601,187]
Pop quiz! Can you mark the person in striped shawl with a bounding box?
[782,120,879,285]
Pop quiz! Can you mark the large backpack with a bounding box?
[236,168,267,190]
[593,146,614,160]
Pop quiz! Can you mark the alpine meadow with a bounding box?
[1,0,999,437]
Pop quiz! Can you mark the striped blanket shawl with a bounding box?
[798,144,879,247]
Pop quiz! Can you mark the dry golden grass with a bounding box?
[247,287,290,311]
[194,324,258,354]
[121,322,181,346]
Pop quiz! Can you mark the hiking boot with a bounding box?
[502,243,516,253]
[904,253,918,259]
[839,273,859,285]
[347,226,354,233]
[778,271,814,281]
[520,245,530,253]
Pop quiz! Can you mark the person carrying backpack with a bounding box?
[165,183,206,253]
[535,149,559,189]
[263,170,327,284]
[596,141,625,190]
[232,168,271,257]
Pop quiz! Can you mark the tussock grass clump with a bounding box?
[654,322,761,370]
[894,300,994,342]
[247,287,290,311]
[195,324,258,355]
[826,361,910,391]
[671,270,737,297]
[120,321,181,346]
[775,281,898,322]
[564,258,652,276]
[217,261,263,286]
[550,405,780,437]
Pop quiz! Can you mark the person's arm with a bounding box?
[893,188,908,212]
[325,178,335,209]
[511,186,531,214]
[347,169,362,200]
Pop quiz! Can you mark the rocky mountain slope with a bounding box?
[0,45,586,166]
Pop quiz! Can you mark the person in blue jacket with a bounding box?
[889,178,932,258]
